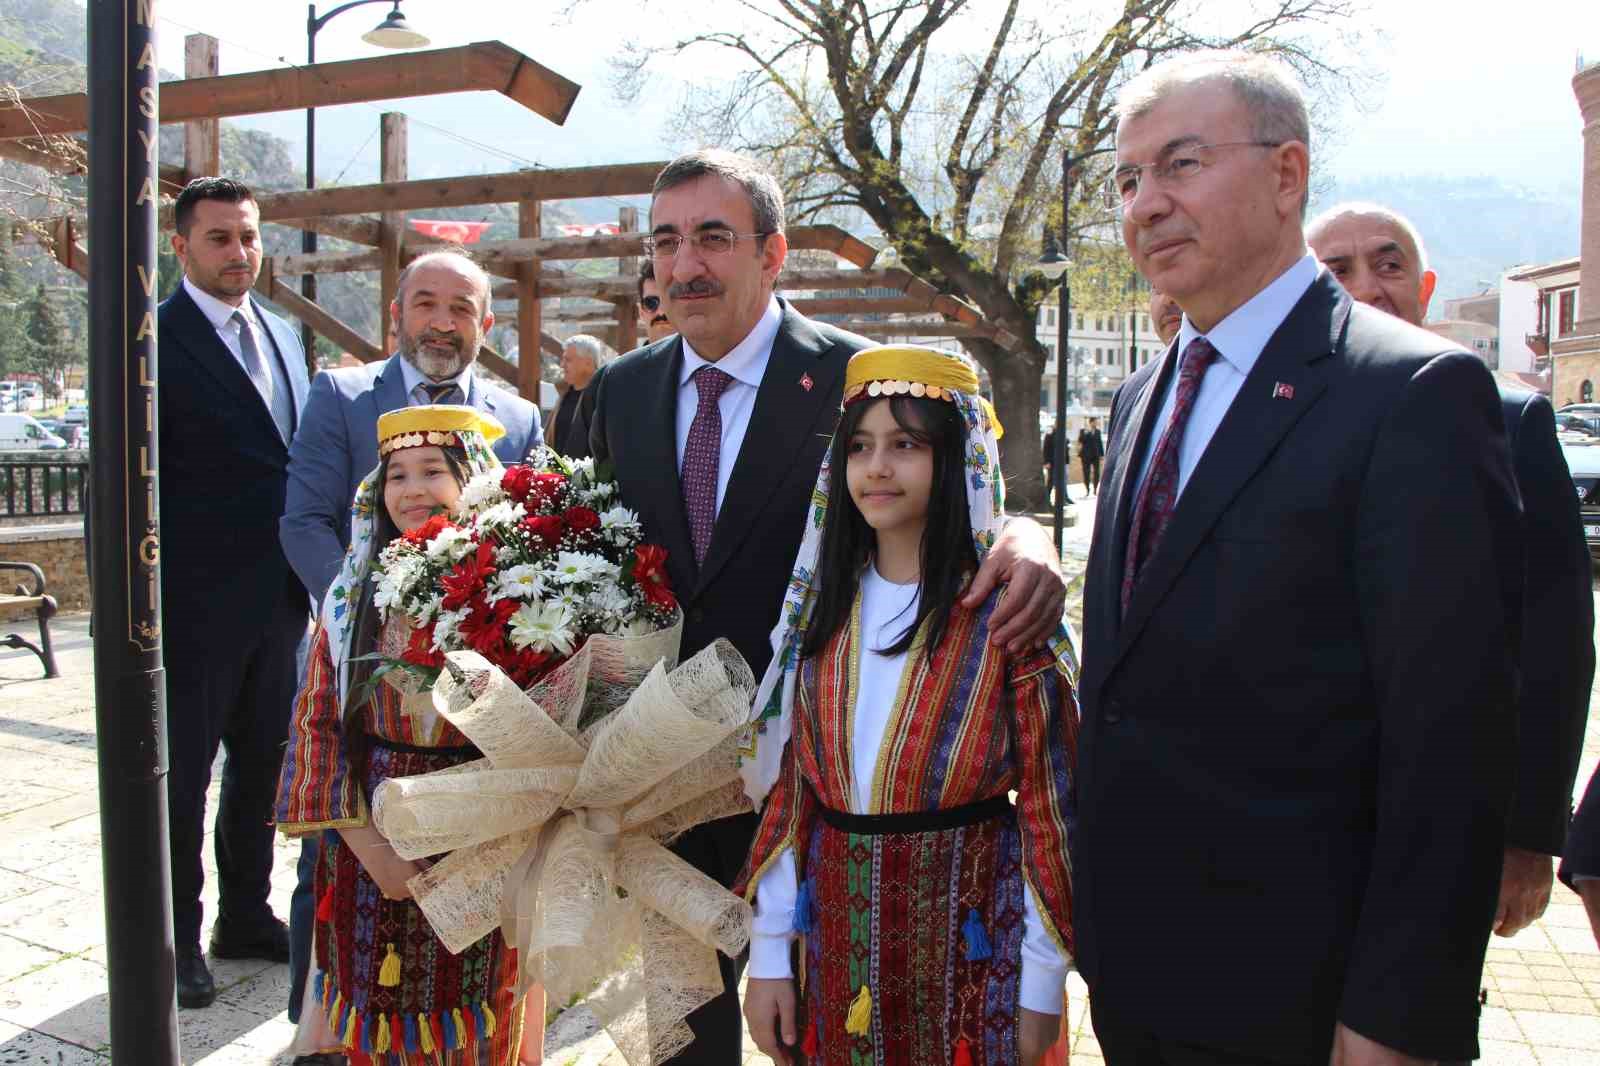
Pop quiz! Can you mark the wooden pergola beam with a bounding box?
[267,278,383,363]
[267,214,384,247]
[0,41,580,141]
[791,296,929,316]
[253,161,664,222]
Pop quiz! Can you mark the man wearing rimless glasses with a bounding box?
[638,259,676,344]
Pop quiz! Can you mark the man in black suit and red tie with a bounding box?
[1308,202,1594,953]
[158,178,311,1009]
[1074,53,1522,1064]
[579,149,1069,1065]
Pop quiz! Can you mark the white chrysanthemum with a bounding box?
[492,563,547,601]
[588,582,634,622]
[425,525,476,563]
[585,480,616,501]
[568,457,596,481]
[372,566,409,613]
[458,471,506,510]
[549,550,613,585]
[598,505,638,530]
[413,592,444,626]
[432,606,469,650]
[508,600,576,654]
[474,500,526,536]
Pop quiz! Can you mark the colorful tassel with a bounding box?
[430,1012,446,1053]
[419,1012,436,1055]
[793,878,817,934]
[482,1001,497,1037]
[359,1014,373,1055]
[801,1015,820,1055]
[378,943,402,987]
[342,1008,359,1049]
[472,1003,488,1040]
[463,1005,478,1043]
[962,908,992,961]
[452,1006,467,1047]
[375,1014,391,1054]
[404,1013,421,1054]
[390,1013,404,1054]
[330,992,344,1033]
[315,883,334,923]
[953,1037,975,1066]
[845,985,872,1036]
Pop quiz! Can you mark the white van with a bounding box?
[0,413,67,450]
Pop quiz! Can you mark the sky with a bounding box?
[142,0,1600,202]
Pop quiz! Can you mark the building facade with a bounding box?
[1551,60,1600,406]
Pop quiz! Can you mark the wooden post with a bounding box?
[517,198,542,404]
[182,34,219,181]
[615,206,640,353]
[379,113,407,351]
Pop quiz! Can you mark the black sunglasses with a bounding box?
[641,295,661,312]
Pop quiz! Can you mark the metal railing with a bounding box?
[1,453,89,517]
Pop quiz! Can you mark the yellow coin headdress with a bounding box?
[842,345,1003,438]
[377,404,506,456]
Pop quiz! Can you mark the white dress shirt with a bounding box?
[676,296,784,513]
[182,276,292,420]
[1131,254,1320,501]
[398,355,475,407]
[748,563,1067,1013]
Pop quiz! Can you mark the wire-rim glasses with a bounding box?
[1109,141,1283,207]
[642,228,773,260]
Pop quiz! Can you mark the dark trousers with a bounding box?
[164,589,305,949]
[1091,996,1302,1065]
[659,810,759,1066]
[1081,457,1102,492]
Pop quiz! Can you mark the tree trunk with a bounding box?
[965,335,1048,513]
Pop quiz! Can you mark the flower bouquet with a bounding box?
[366,449,758,1065]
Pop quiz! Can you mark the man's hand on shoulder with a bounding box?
[1494,847,1554,937]
[1330,1022,1432,1066]
[962,517,1066,653]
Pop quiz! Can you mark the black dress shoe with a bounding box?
[208,915,291,963]
[176,945,216,1009]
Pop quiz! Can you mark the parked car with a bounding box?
[1556,411,1600,438]
[1560,434,1600,564]
[0,412,67,450]
[62,404,88,425]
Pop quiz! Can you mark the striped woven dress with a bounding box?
[276,623,524,1066]
[734,587,1079,1066]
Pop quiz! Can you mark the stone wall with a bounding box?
[0,522,88,618]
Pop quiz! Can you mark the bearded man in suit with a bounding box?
[1074,52,1522,1064]
[578,148,1069,1065]
[159,177,312,1009]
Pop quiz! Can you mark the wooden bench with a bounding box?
[1,561,58,678]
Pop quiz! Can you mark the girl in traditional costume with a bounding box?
[275,406,541,1066]
[736,347,1081,1066]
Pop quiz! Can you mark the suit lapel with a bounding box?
[1113,277,1347,665]
[1106,338,1179,591]
[694,305,841,596]
[628,339,697,600]
[251,299,308,435]
[167,286,280,442]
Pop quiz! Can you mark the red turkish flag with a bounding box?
[409,219,492,244]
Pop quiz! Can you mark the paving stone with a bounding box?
[0,1023,105,1065]
[1491,961,1536,979]
[1531,1045,1600,1064]
[176,999,294,1064]
[0,933,66,986]
[1541,904,1594,930]
[1514,1009,1600,1049]
[1478,1037,1540,1064]
[1499,977,1544,994]
[1544,995,1597,1015]
[1503,992,1554,1010]
[0,867,52,907]
[0,891,104,955]
[0,956,111,1049]
[1546,926,1600,956]
[1479,1005,1525,1041]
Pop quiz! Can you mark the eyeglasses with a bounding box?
[642,228,772,260]
[640,295,661,312]
[1109,141,1283,207]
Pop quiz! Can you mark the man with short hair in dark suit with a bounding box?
[158,177,311,1009]
[1309,202,1594,954]
[1076,52,1522,1064]
[580,148,1070,1066]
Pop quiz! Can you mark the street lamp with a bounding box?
[303,2,430,358]
[1035,190,1073,554]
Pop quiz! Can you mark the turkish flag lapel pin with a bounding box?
[1272,382,1295,400]
[799,372,814,392]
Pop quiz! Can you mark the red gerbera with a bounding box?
[440,540,496,610]
[458,596,518,659]
[401,622,443,668]
[632,544,676,611]
[402,513,454,546]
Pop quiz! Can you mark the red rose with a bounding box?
[632,543,676,611]
[402,513,454,546]
[401,623,443,668]
[562,506,600,534]
[527,472,568,508]
[522,514,566,549]
[440,541,496,610]
[501,465,537,503]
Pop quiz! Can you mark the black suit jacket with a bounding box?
[580,300,867,672]
[1074,275,1522,1062]
[1560,766,1600,889]
[157,284,308,647]
[1500,389,1594,855]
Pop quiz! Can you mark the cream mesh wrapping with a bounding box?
[370,616,757,1065]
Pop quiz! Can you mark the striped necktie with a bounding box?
[232,309,292,443]
[413,381,463,406]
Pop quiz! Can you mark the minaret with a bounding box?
[1556,60,1600,400]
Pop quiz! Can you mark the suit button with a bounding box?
[1103,701,1124,724]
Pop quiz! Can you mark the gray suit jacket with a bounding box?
[279,354,539,606]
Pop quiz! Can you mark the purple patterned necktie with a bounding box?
[1121,336,1219,616]
[682,365,735,565]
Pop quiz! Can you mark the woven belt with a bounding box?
[816,793,1012,836]
[365,733,481,757]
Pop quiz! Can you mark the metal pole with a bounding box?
[1052,151,1072,553]
[302,4,318,362]
[87,2,180,1061]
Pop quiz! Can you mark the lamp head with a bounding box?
[1034,232,1070,280]
[362,5,430,49]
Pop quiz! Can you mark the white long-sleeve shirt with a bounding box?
[748,564,1068,1013]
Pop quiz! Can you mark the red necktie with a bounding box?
[1121,336,1218,616]
[681,365,734,566]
